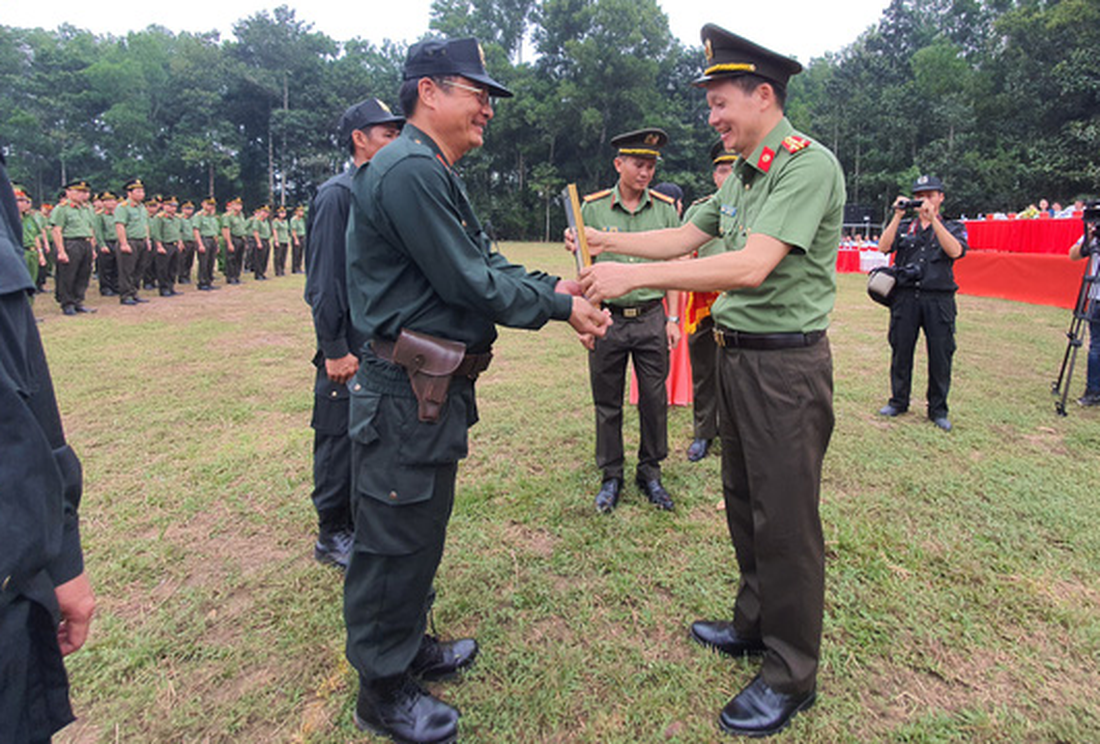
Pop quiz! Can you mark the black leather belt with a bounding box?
[371,339,493,379]
[714,328,825,350]
[603,299,663,319]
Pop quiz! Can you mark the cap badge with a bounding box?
[644,133,660,146]
[478,43,486,67]
[704,38,714,62]
[378,100,392,114]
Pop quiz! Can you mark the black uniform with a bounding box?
[884,217,968,419]
[0,154,86,744]
[303,169,363,539]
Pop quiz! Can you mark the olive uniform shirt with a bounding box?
[690,118,845,333]
[273,218,290,244]
[290,215,306,240]
[221,212,248,238]
[581,184,679,306]
[48,203,96,241]
[194,212,221,238]
[113,201,149,240]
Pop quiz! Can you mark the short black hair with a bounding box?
[398,75,456,119]
[731,74,786,111]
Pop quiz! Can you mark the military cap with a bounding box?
[227,197,242,206]
[709,140,738,165]
[148,194,163,204]
[181,200,194,209]
[12,184,30,200]
[101,190,119,200]
[912,174,945,193]
[163,195,179,206]
[403,37,514,98]
[338,98,405,147]
[611,128,668,160]
[65,179,91,192]
[651,182,683,203]
[693,24,802,90]
[123,178,145,191]
[202,197,217,206]
[277,206,287,214]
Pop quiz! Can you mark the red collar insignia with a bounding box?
[757,147,775,173]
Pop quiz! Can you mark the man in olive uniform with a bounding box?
[96,191,120,297]
[272,206,290,277]
[582,129,681,514]
[876,175,967,431]
[249,205,272,280]
[1,153,96,744]
[682,141,738,462]
[575,24,844,736]
[177,200,197,285]
[193,197,221,291]
[113,179,151,306]
[344,38,609,743]
[290,205,306,274]
[220,198,247,285]
[14,185,46,290]
[140,196,161,290]
[150,196,183,297]
[49,180,99,316]
[304,96,404,570]
[35,202,52,294]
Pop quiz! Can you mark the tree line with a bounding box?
[2,0,1097,240]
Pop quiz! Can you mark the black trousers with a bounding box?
[54,239,92,310]
[139,242,156,287]
[887,289,957,419]
[311,365,353,532]
[225,237,244,281]
[291,241,304,273]
[178,241,196,282]
[253,239,270,279]
[273,241,288,276]
[196,237,218,287]
[154,244,178,292]
[689,316,719,440]
[588,304,668,482]
[115,241,143,300]
[717,336,833,695]
[96,240,118,295]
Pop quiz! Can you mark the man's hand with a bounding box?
[99,245,110,255]
[892,195,909,213]
[579,262,636,304]
[568,296,611,339]
[577,332,596,351]
[56,250,69,264]
[554,278,584,296]
[564,227,609,258]
[917,197,939,222]
[325,353,359,384]
[55,571,95,656]
[666,320,682,350]
[156,244,166,255]
[120,241,132,255]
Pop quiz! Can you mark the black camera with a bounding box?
[895,264,923,286]
[897,199,924,210]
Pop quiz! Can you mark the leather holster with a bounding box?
[391,329,466,423]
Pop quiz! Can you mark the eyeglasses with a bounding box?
[443,80,493,108]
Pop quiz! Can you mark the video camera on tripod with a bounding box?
[1051,200,1100,415]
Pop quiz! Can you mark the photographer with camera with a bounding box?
[876,174,967,431]
[1068,221,1100,406]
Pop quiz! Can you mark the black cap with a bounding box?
[611,128,668,159]
[912,174,945,193]
[403,37,514,98]
[64,179,91,192]
[338,98,405,147]
[709,140,738,165]
[652,182,683,202]
[123,178,144,192]
[693,24,802,89]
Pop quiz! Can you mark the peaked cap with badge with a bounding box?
[403,37,514,98]
[912,174,945,193]
[709,140,738,165]
[123,178,144,192]
[611,128,668,160]
[693,23,802,90]
[338,98,406,147]
[65,179,92,192]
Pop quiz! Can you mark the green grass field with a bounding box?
[43,242,1099,743]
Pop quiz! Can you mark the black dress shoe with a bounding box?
[120,297,138,306]
[594,478,622,514]
[313,528,353,570]
[134,296,150,303]
[690,620,766,658]
[636,477,674,510]
[878,403,906,417]
[719,674,815,737]
[409,635,479,681]
[61,305,77,316]
[74,304,97,313]
[160,288,173,297]
[355,674,459,744]
[687,438,711,462]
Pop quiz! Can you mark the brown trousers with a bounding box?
[717,336,833,695]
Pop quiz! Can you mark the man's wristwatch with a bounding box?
[667,315,680,324]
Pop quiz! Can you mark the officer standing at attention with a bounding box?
[573,24,845,736]
[682,141,738,462]
[582,128,681,513]
[48,179,98,316]
[113,179,151,306]
[140,196,161,291]
[14,184,46,290]
[220,197,247,285]
[1,151,96,744]
[303,96,404,570]
[344,37,609,743]
[193,197,222,291]
[177,200,197,285]
[249,205,272,281]
[290,205,306,274]
[151,196,183,297]
[876,174,966,431]
[272,206,290,277]
[96,191,120,297]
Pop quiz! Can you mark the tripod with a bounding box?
[1052,212,1099,415]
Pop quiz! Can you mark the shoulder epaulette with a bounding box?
[583,189,613,203]
[781,135,812,155]
[649,189,675,205]
[690,193,715,208]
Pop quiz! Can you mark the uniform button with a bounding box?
[330,390,338,398]
[389,491,398,500]
[354,383,362,392]
[2,575,10,591]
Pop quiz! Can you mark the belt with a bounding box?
[371,340,493,380]
[603,299,663,319]
[714,328,826,351]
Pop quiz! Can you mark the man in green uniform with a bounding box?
[220,198,247,284]
[582,129,681,514]
[35,201,53,293]
[49,179,99,316]
[140,196,161,290]
[177,200,197,285]
[113,179,151,306]
[682,141,738,463]
[96,191,120,297]
[249,205,272,280]
[193,197,221,291]
[272,206,290,276]
[290,205,306,273]
[344,36,610,743]
[14,184,46,290]
[574,24,844,737]
[150,196,183,297]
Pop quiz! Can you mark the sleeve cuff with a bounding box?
[48,520,84,587]
[319,338,351,359]
[551,291,574,321]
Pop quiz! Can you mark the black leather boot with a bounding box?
[354,674,459,744]
[409,635,479,681]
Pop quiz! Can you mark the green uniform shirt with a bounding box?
[347,123,571,354]
[251,217,272,240]
[151,214,183,243]
[49,202,96,240]
[178,214,195,242]
[683,194,724,258]
[222,212,248,237]
[21,212,41,250]
[114,201,149,240]
[195,212,221,238]
[690,118,845,334]
[272,218,290,243]
[581,184,679,307]
[290,216,306,238]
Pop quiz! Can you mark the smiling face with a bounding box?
[614,155,657,200]
[430,76,494,161]
[705,78,772,157]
